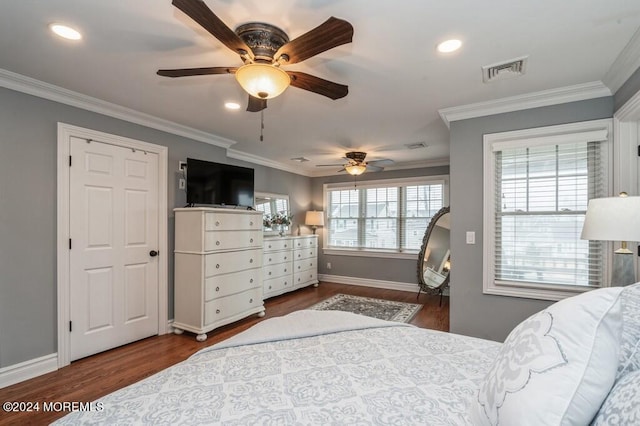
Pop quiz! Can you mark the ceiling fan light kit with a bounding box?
[235,63,291,99]
[345,164,367,176]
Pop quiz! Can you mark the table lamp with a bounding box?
[305,211,324,234]
[581,193,640,286]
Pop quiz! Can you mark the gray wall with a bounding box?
[614,65,640,111]
[310,166,449,285]
[0,87,311,368]
[449,97,614,342]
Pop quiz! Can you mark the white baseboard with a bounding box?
[319,274,420,293]
[0,353,58,389]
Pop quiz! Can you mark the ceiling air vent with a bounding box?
[405,142,427,150]
[482,56,528,83]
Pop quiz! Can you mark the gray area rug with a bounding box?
[308,294,422,323]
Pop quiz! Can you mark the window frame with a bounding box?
[323,175,449,259]
[483,119,613,301]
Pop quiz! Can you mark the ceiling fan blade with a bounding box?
[367,159,394,167]
[287,71,348,100]
[366,164,384,172]
[172,0,253,59]
[157,67,237,78]
[247,95,267,112]
[275,17,353,64]
[316,164,343,167]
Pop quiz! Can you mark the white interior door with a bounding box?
[69,136,159,360]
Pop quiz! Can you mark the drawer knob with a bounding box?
[249,258,253,263]
[250,298,253,303]
[284,256,287,260]
[268,245,272,249]
[269,285,272,289]
[250,278,254,283]
[284,269,287,272]
[284,281,288,286]
[216,309,220,314]
[250,238,254,243]
[268,258,272,261]
[215,221,220,226]
[216,264,220,269]
[250,221,253,226]
[215,286,220,292]
[216,241,220,246]
[284,244,287,248]
[268,271,272,276]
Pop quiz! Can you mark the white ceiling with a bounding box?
[2,0,640,176]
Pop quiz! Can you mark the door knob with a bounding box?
[149,250,159,257]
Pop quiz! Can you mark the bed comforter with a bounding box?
[54,310,500,425]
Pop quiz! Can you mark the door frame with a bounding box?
[56,122,169,368]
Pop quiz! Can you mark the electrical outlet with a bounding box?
[326,262,332,269]
[179,178,185,190]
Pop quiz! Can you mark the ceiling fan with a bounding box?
[157,0,353,112]
[317,151,394,175]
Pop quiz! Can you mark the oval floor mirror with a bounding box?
[417,206,450,304]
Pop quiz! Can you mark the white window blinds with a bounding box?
[326,180,445,252]
[493,140,606,287]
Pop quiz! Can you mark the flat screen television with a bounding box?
[186,158,254,208]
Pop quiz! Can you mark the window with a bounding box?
[324,176,447,257]
[483,120,612,301]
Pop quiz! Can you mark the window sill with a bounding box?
[484,280,600,302]
[323,247,418,260]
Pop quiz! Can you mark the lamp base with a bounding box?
[611,252,636,287]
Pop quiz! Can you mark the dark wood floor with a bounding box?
[0,282,449,425]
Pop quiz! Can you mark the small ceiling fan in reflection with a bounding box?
[316,151,394,175]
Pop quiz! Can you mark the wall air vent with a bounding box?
[482,56,528,83]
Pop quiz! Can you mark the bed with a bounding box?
[55,283,640,425]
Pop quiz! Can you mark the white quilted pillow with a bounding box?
[469,287,624,426]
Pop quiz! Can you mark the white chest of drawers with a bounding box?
[173,208,264,341]
[263,235,318,299]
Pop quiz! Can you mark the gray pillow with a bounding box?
[617,283,640,379]
[591,370,640,425]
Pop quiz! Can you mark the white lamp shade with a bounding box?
[581,196,640,242]
[235,63,291,99]
[305,211,324,227]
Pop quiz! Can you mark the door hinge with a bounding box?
[69,155,72,167]
[69,238,72,250]
[69,321,72,332]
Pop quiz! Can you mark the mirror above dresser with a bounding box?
[255,192,291,236]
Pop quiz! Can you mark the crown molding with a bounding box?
[0,68,236,149]
[438,81,612,128]
[226,148,313,176]
[603,27,640,94]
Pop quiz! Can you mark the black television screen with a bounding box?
[186,158,254,207]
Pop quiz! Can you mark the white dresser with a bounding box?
[263,235,318,299]
[173,207,264,341]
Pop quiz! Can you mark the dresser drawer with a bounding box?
[263,275,292,295]
[263,260,292,280]
[294,247,317,260]
[205,212,261,231]
[204,287,262,325]
[263,238,292,252]
[293,258,315,273]
[294,236,317,249]
[205,249,262,277]
[204,230,262,251]
[205,269,261,301]
[263,250,291,267]
[294,269,317,286]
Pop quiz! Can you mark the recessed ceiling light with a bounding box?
[224,102,241,110]
[437,39,462,53]
[49,23,82,41]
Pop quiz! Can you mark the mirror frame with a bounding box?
[255,192,291,236]
[417,206,450,294]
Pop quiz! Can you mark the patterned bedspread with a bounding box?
[54,310,500,425]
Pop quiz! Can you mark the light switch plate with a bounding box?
[466,231,476,244]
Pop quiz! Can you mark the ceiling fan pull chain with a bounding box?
[260,110,265,142]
